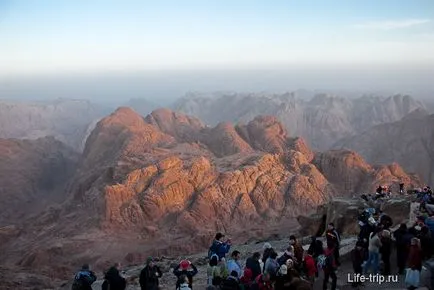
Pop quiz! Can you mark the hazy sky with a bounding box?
[1,0,434,77]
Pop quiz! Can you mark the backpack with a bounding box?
[317,251,333,270]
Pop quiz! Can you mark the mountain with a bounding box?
[334,109,434,185]
[0,137,78,225]
[0,107,421,287]
[173,93,426,150]
[0,99,110,151]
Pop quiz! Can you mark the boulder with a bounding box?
[381,198,412,226]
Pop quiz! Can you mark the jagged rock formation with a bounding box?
[173,93,426,150]
[0,99,109,151]
[0,137,78,225]
[0,107,422,288]
[335,110,434,184]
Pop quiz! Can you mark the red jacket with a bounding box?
[304,255,317,277]
[254,274,273,290]
[408,245,422,270]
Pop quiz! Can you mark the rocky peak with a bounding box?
[144,108,205,141]
[237,115,288,153]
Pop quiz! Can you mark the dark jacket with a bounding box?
[245,257,261,280]
[221,276,242,290]
[351,248,364,273]
[102,267,126,290]
[274,273,292,290]
[139,265,162,290]
[277,253,291,266]
[420,230,433,260]
[72,270,96,290]
[326,229,340,248]
[380,237,392,258]
[173,264,198,289]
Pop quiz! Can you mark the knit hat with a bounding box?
[180,260,190,270]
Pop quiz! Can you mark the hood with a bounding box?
[104,267,120,280]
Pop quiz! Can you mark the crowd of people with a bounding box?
[70,184,434,290]
[353,184,434,289]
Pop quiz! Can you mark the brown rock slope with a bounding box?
[0,107,421,287]
[334,110,434,185]
[0,137,78,225]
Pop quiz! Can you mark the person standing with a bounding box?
[394,223,413,275]
[245,252,261,280]
[322,242,338,290]
[380,230,392,275]
[209,233,231,260]
[174,260,198,289]
[363,229,382,274]
[71,264,96,290]
[139,257,162,290]
[102,263,126,290]
[227,251,242,278]
[325,223,341,267]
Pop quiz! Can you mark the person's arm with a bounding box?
[156,266,162,278]
[190,264,198,276]
[173,264,181,276]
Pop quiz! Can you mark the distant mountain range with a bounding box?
[173,92,428,150]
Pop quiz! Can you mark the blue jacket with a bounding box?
[209,240,231,259]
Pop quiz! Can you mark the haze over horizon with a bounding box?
[1,0,434,102]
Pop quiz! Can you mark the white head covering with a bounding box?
[263,242,272,250]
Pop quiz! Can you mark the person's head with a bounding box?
[279,264,288,275]
[81,264,90,271]
[399,223,407,231]
[231,250,241,260]
[114,262,121,270]
[263,242,272,250]
[286,258,294,269]
[253,252,261,261]
[270,251,278,260]
[180,260,190,270]
[209,255,218,266]
[328,223,335,230]
[230,270,238,278]
[289,235,297,245]
[307,248,314,256]
[146,257,154,266]
[215,232,224,241]
[411,237,420,247]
